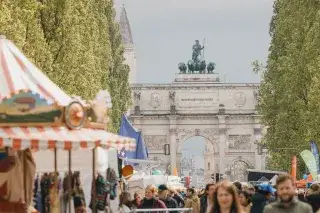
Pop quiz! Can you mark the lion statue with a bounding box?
[178,62,187,74]
[207,62,216,73]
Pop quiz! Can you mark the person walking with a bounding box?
[185,188,201,213]
[138,185,166,213]
[200,183,215,213]
[210,180,244,213]
[239,191,252,213]
[263,174,312,213]
[158,185,178,213]
[169,188,185,207]
[250,183,275,213]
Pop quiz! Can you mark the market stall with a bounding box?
[0,35,136,213]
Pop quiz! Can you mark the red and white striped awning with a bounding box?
[0,127,135,151]
[0,35,71,105]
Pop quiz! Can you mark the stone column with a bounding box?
[169,129,177,175]
[168,116,178,175]
[218,115,227,175]
[254,127,262,170]
[253,115,262,170]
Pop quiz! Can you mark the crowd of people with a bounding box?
[118,174,320,213]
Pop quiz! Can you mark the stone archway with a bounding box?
[176,128,219,179]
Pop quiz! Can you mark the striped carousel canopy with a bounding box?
[0,35,71,106]
[0,35,136,151]
[0,126,136,151]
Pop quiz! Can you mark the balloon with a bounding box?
[303,174,308,180]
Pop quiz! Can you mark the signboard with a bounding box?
[177,92,218,108]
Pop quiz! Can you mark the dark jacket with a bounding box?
[138,197,166,213]
[306,193,320,212]
[173,193,185,207]
[200,195,208,213]
[160,197,178,213]
[250,192,268,213]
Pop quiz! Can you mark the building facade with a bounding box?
[128,73,265,182]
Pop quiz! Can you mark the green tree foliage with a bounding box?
[0,0,53,72]
[105,0,132,132]
[257,0,320,175]
[1,0,132,132]
[38,0,112,100]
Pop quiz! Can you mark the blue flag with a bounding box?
[118,115,148,164]
[310,140,320,174]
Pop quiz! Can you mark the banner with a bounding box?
[291,156,297,183]
[300,150,318,180]
[310,140,320,174]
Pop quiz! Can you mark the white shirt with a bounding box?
[206,197,213,213]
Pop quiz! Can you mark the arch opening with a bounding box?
[179,136,214,188]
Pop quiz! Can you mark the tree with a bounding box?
[258,0,320,175]
[38,0,112,100]
[0,0,53,72]
[105,0,132,132]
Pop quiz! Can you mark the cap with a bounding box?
[258,183,276,194]
[73,196,85,208]
[158,184,169,191]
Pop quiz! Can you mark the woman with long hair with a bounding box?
[211,181,243,213]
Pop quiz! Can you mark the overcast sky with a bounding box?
[114,0,274,84]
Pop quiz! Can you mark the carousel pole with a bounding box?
[54,148,57,172]
[68,150,72,213]
[92,148,96,213]
[23,150,27,207]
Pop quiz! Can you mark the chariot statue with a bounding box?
[178,39,216,74]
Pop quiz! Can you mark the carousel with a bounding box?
[0,35,136,213]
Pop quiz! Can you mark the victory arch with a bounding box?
[128,46,266,182]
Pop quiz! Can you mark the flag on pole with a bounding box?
[118,115,148,165]
[310,140,320,174]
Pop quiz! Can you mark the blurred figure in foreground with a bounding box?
[210,180,244,213]
[263,174,312,213]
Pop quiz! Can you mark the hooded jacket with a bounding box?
[185,195,200,213]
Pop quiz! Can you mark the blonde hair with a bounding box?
[145,184,157,194]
